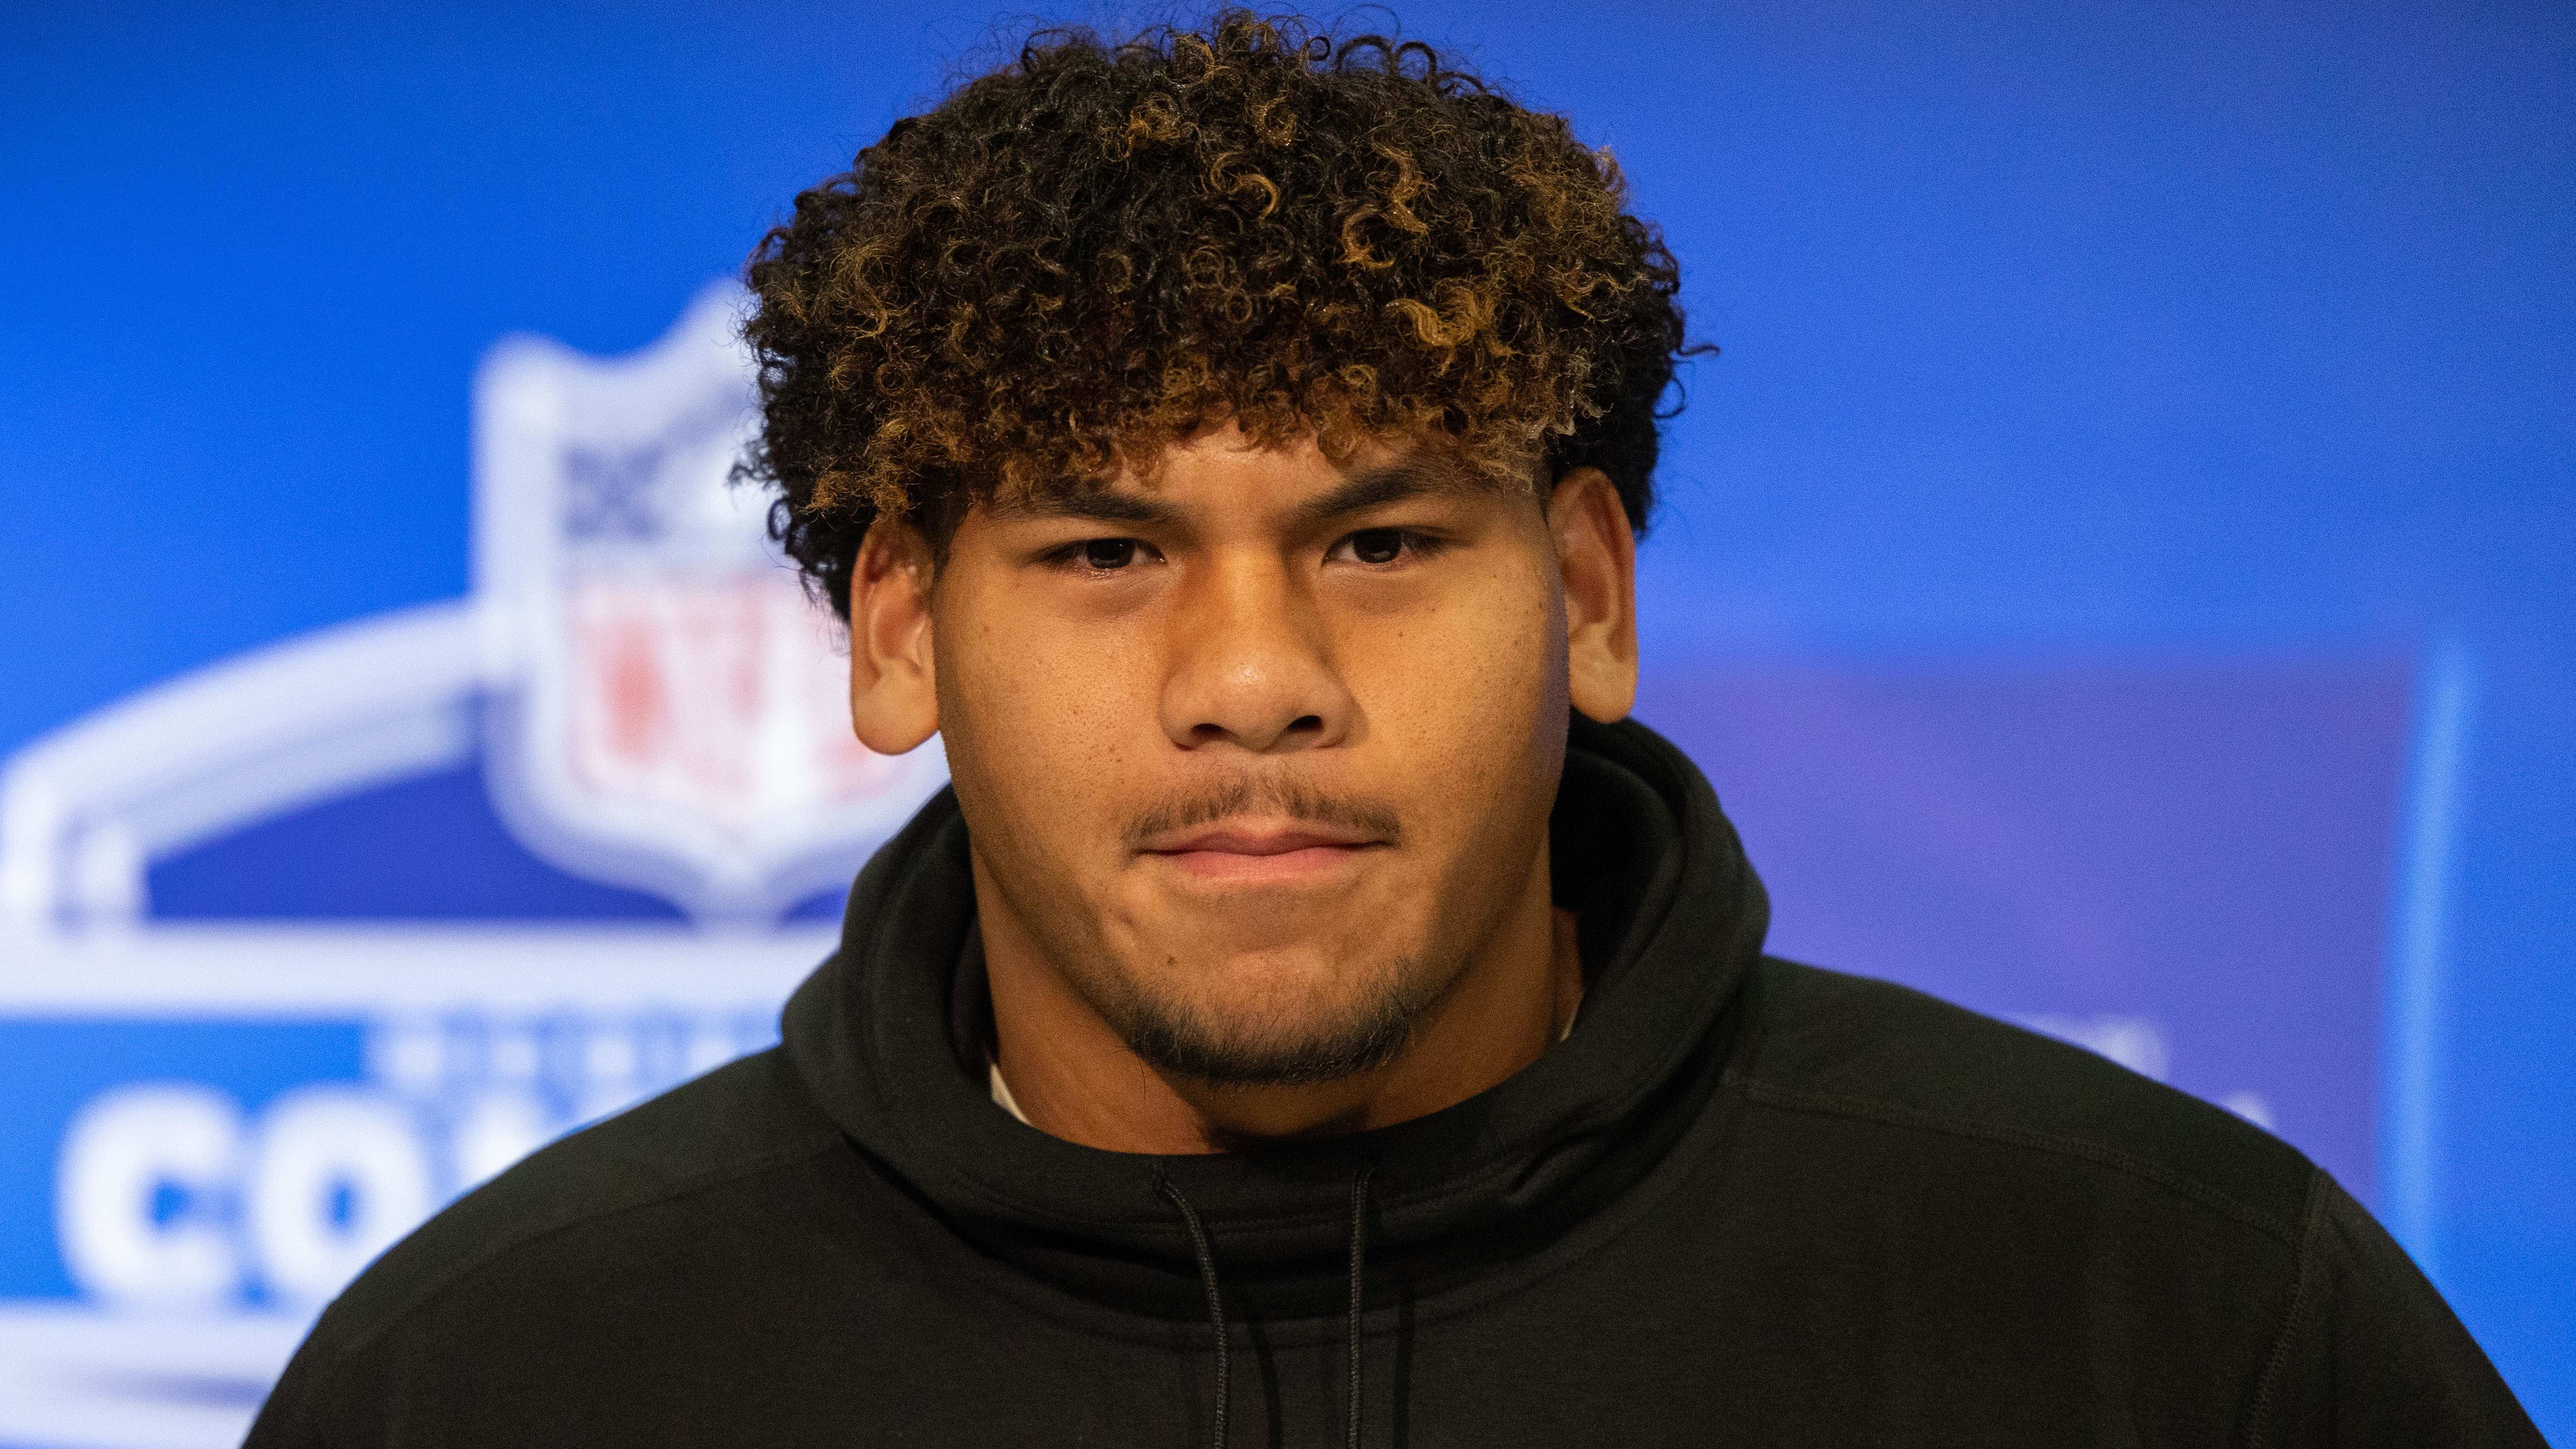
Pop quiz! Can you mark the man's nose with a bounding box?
[1158,554,1356,755]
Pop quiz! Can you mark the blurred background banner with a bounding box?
[0,283,946,1446]
[2,4,2568,1445]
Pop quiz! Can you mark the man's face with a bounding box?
[924,423,1577,1085]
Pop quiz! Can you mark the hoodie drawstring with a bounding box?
[1158,1175,1231,1449]
[1158,1167,1376,1449]
[1343,1166,1373,1449]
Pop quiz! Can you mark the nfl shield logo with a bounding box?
[473,285,948,923]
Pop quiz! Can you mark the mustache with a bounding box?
[1122,775,1404,851]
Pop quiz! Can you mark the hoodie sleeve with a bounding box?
[241,1327,348,1449]
[2244,1172,2546,1448]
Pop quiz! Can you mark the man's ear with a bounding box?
[847,516,941,754]
[1547,467,1639,724]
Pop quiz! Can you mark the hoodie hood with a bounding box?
[780,713,1769,1322]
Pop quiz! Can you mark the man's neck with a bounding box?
[976,851,1583,1154]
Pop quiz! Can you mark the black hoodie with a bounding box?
[246,717,2544,1447]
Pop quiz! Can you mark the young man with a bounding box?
[249,15,2541,1446]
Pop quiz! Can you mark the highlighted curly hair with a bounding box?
[740,9,1700,617]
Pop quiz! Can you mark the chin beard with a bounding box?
[1084,951,1467,1088]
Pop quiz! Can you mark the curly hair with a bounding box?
[738,9,1700,617]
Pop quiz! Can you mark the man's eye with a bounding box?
[1330,529,1423,566]
[1080,538,1138,570]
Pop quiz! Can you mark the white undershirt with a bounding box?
[989,1059,1033,1125]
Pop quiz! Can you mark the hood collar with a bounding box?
[781,714,1769,1319]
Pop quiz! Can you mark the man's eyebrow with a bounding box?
[1289,457,1497,530]
[984,487,1183,528]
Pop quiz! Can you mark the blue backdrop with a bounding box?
[3,3,2569,1443]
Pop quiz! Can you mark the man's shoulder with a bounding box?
[1728,957,2319,1248]
[310,1046,845,1364]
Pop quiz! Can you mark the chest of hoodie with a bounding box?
[402,1088,2292,1449]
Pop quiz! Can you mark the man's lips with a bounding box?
[1138,823,1386,881]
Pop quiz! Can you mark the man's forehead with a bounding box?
[983,438,1512,527]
